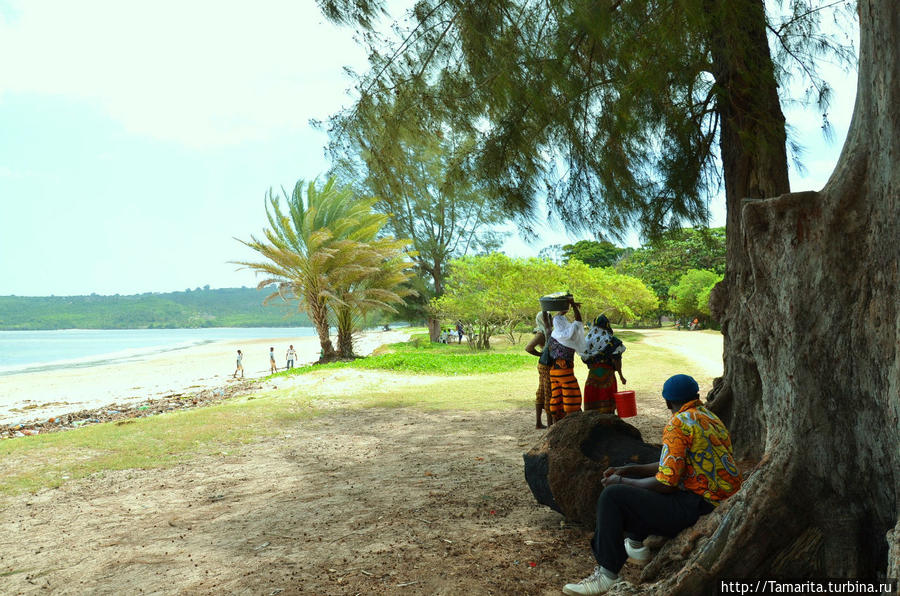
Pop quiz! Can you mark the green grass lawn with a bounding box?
[0,328,712,498]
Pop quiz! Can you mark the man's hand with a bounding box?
[619,374,627,385]
[602,473,624,487]
[602,466,619,478]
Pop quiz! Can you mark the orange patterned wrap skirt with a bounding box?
[549,358,582,418]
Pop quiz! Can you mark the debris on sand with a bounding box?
[1,379,262,440]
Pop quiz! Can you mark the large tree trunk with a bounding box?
[427,261,445,342]
[427,317,442,342]
[307,294,336,362]
[335,305,355,359]
[432,260,444,297]
[705,0,791,460]
[634,1,899,590]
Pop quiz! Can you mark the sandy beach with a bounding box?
[0,329,411,425]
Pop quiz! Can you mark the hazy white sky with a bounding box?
[0,0,858,296]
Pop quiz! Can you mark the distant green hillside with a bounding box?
[0,287,312,330]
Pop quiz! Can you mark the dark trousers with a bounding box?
[591,484,714,573]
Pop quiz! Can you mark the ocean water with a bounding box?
[0,327,319,375]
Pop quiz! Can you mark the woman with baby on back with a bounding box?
[581,314,627,414]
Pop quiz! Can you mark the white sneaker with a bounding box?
[624,538,651,564]
[562,566,617,595]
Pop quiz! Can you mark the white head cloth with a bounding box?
[550,314,587,355]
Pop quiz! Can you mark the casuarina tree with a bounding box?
[327,92,510,341]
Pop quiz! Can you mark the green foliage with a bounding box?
[617,227,726,304]
[431,253,657,348]
[283,350,532,376]
[320,0,855,240]
[0,287,312,330]
[562,240,628,268]
[431,253,529,349]
[561,260,659,323]
[696,284,715,317]
[668,269,723,320]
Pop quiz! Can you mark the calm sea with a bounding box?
[0,327,319,376]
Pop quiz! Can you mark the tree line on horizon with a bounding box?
[0,287,312,330]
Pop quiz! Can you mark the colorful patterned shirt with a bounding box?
[547,336,575,367]
[656,399,742,505]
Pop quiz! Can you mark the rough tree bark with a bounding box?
[308,294,336,362]
[705,0,791,461]
[631,0,899,590]
[335,305,356,359]
[425,261,444,343]
[427,317,442,342]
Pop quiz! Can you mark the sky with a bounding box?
[0,0,859,296]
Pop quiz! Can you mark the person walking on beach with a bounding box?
[286,345,297,369]
[233,350,244,378]
[269,347,277,373]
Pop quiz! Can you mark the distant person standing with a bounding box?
[456,321,464,343]
[269,347,277,373]
[286,345,297,369]
[233,350,244,378]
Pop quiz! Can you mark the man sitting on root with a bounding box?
[562,374,743,595]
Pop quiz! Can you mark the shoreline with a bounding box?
[0,329,411,428]
[0,326,324,376]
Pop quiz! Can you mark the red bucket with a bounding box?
[614,390,637,418]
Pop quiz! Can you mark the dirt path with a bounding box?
[631,329,724,378]
[0,407,666,595]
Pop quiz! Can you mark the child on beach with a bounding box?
[234,350,244,378]
[286,345,297,369]
[269,347,277,373]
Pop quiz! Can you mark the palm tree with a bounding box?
[236,177,412,362]
[327,240,416,358]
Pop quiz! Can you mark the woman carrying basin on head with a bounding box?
[547,296,587,420]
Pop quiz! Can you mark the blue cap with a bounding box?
[662,374,700,402]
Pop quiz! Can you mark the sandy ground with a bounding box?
[0,330,412,425]
[0,329,724,595]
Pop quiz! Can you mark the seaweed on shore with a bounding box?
[1,379,262,440]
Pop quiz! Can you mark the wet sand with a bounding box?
[0,329,411,425]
